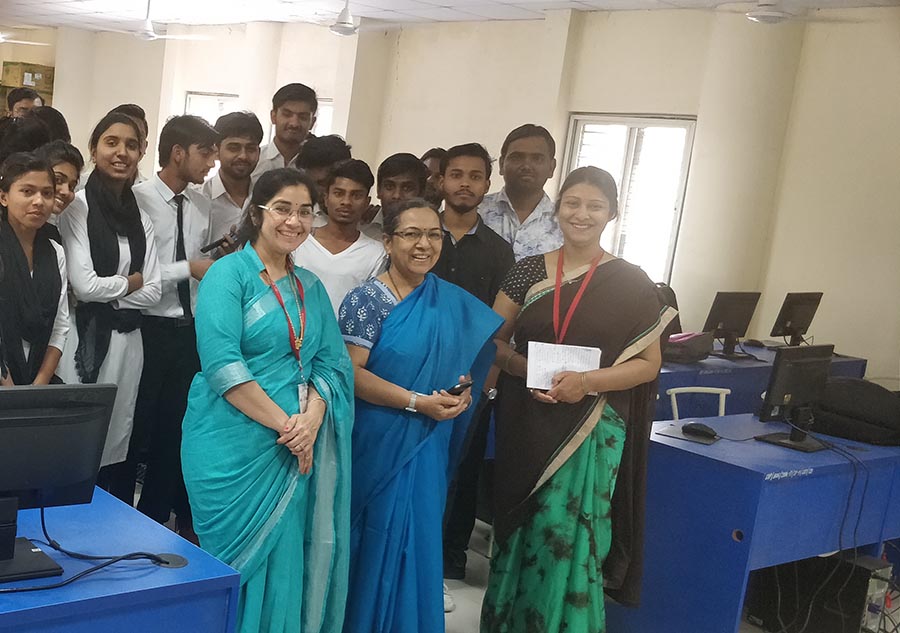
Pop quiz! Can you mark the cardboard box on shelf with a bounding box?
[2,62,55,93]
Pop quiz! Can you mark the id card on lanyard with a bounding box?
[266,269,308,413]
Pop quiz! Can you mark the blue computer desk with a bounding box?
[0,488,239,633]
[656,346,867,420]
[605,414,900,633]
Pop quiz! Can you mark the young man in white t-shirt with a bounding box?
[294,159,387,313]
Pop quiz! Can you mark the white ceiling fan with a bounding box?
[330,0,359,36]
[718,0,866,25]
[0,32,51,47]
[106,0,209,41]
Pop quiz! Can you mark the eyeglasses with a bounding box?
[392,229,445,243]
[259,204,314,220]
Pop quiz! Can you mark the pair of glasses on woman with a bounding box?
[392,229,445,243]
[260,204,315,220]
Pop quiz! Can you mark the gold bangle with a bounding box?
[310,396,326,408]
[581,372,588,393]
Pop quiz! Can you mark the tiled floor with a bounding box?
[445,521,767,633]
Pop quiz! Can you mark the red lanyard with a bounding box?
[553,249,604,345]
[267,273,306,364]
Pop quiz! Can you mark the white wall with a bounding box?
[51,22,344,173]
[753,8,900,387]
[52,29,167,176]
[0,28,57,68]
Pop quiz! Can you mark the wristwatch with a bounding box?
[486,388,498,401]
[405,391,419,413]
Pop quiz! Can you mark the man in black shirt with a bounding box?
[432,143,514,591]
[431,143,514,305]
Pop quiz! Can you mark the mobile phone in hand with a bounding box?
[446,379,473,396]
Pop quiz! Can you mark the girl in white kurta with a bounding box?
[58,113,161,482]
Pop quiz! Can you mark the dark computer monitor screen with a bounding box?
[701,291,762,357]
[0,384,116,582]
[770,292,823,345]
[0,384,116,510]
[756,345,834,453]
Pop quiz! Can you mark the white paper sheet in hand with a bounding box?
[526,341,602,391]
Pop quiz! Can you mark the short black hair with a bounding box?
[214,111,263,145]
[239,168,319,247]
[157,115,220,168]
[377,153,428,193]
[109,103,149,136]
[295,134,351,170]
[35,140,85,174]
[420,147,446,163]
[382,197,440,236]
[324,159,374,193]
[0,116,51,165]
[500,124,556,159]
[30,106,71,143]
[272,83,318,113]
[0,151,54,194]
[440,143,493,179]
[6,88,41,112]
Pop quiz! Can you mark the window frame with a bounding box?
[561,113,696,283]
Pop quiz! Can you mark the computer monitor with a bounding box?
[0,384,116,583]
[701,291,762,359]
[755,344,834,453]
[769,292,823,347]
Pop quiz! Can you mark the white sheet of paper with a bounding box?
[526,342,602,391]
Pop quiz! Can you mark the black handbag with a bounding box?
[662,331,714,364]
[813,377,900,445]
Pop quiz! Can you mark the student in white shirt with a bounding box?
[0,153,69,385]
[131,115,218,542]
[360,152,430,240]
[251,83,318,182]
[58,113,162,498]
[294,159,387,313]
[199,111,262,257]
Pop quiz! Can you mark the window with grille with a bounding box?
[563,115,695,283]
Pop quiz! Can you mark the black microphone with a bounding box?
[200,224,251,254]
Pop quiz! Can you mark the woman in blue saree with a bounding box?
[182,169,354,633]
[338,199,503,633]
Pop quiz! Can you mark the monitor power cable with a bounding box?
[0,505,176,594]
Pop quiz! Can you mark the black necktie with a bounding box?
[174,194,192,319]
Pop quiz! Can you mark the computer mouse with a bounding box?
[681,422,718,439]
[744,339,765,348]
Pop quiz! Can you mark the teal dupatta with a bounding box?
[182,245,354,633]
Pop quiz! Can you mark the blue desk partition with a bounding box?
[656,347,867,420]
[0,488,239,633]
[605,415,900,633]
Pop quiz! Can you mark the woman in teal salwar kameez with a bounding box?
[182,169,354,633]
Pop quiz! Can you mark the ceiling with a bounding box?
[0,0,896,33]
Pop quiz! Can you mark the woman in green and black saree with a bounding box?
[481,166,677,633]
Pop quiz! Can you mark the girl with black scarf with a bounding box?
[57,113,161,484]
[0,152,69,385]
